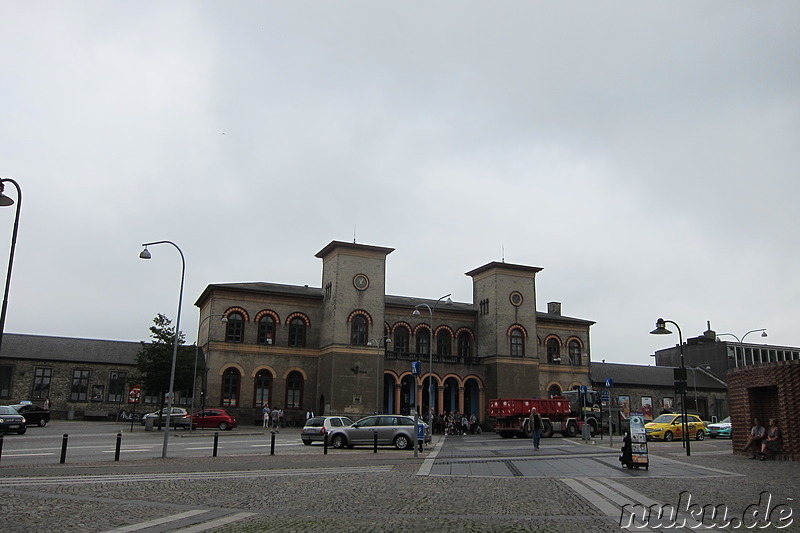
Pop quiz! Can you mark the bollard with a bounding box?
[213,432,219,457]
[114,432,122,461]
[60,434,68,464]
[0,433,4,464]
[373,432,378,453]
[270,431,276,456]
[323,433,328,455]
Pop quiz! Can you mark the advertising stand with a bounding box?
[629,412,649,470]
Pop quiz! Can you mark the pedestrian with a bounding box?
[306,410,314,420]
[43,397,51,411]
[742,417,766,459]
[530,407,543,450]
[461,415,469,435]
[759,418,782,460]
[262,404,271,428]
[278,408,285,428]
[271,408,280,431]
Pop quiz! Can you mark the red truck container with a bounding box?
[489,390,602,438]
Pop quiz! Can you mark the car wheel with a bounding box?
[331,434,347,449]
[565,422,579,438]
[542,421,554,438]
[219,421,229,431]
[18,428,26,435]
[696,430,705,441]
[302,439,311,446]
[38,419,48,427]
[664,431,674,442]
[394,434,411,450]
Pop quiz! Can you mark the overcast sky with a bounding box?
[1,2,797,365]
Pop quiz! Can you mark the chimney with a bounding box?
[547,302,562,315]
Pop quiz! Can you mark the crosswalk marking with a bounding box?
[101,510,209,532]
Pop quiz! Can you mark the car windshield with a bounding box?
[0,406,18,415]
[305,418,325,427]
[651,414,676,424]
[718,417,730,424]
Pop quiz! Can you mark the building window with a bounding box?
[226,312,244,343]
[286,371,303,409]
[416,329,430,355]
[436,330,451,356]
[351,315,368,346]
[288,317,307,348]
[394,327,410,353]
[253,370,272,408]
[547,338,561,364]
[0,365,11,398]
[511,329,525,357]
[548,384,562,398]
[32,367,52,399]
[70,369,90,401]
[108,371,127,403]
[458,332,471,358]
[258,315,276,345]
[221,368,240,407]
[568,340,582,366]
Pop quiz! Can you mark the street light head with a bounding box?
[761,331,768,338]
[139,247,152,260]
[0,193,13,207]
[650,318,672,335]
[444,297,453,305]
[412,309,420,317]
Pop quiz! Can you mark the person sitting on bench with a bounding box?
[759,418,782,460]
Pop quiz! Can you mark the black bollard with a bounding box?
[323,432,328,455]
[114,432,122,462]
[60,434,68,464]
[213,432,219,457]
[270,431,276,456]
[373,432,378,453]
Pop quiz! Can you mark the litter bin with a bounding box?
[145,416,154,431]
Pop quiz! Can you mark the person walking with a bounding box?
[262,405,271,428]
[530,407,543,450]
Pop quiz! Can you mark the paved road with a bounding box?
[1,426,797,532]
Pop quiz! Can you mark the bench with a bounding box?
[83,410,113,421]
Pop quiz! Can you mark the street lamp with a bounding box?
[717,329,767,367]
[192,313,227,426]
[0,178,22,355]
[413,293,452,428]
[650,318,691,457]
[367,336,392,414]
[139,241,185,458]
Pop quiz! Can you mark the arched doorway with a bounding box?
[443,377,460,413]
[464,378,481,420]
[400,375,416,415]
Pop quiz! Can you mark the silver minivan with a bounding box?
[328,415,430,450]
[300,416,355,445]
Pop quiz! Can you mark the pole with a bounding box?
[0,178,22,356]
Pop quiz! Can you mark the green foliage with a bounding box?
[136,314,199,395]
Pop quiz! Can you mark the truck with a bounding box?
[488,389,603,439]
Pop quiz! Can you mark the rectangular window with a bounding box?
[70,369,90,401]
[108,371,127,403]
[0,365,12,398]
[33,367,53,399]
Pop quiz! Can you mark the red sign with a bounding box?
[128,386,141,404]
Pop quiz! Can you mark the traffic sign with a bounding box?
[128,385,141,404]
[601,390,610,401]
[605,378,614,388]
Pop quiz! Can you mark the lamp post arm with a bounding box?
[0,178,22,355]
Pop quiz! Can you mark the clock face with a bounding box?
[510,291,523,307]
[353,274,369,290]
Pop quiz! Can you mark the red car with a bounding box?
[191,409,238,430]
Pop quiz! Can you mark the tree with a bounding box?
[136,314,198,402]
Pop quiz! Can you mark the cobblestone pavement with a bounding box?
[1,431,797,532]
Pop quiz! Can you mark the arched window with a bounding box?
[351,315,368,346]
[547,338,561,364]
[458,332,471,358]
[221,368,240,407]
[226,312,244,343]
[288,317,306,348]
[436,330,451,356]
[258,316,276,345]
[416,328,430,355]
[286,371,303,409]
[568,340,582,366]
[511,329,525,357]
[253,370,272,407]
[548,384,562,398]
[394,326,410,353]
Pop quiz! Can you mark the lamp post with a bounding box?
[650,318,691,457]
[717,329,767,368]
[139,241,185,458]
[0,178,22,356]
[367,336,392,414]
[191,313,227,427]
[413,293,452,428]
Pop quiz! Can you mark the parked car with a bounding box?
[300,416,355,445]
[9,403,50,427]
[327,415,431,450]
[140,407,191,428]
[0,405,27,434]
[191,409,238,430]
[645,413,706,441]
[707,416,732,438]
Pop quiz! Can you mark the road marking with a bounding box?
[101,509,209,532]
[174,512,257,532]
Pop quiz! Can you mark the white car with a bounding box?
[140,407,191,428]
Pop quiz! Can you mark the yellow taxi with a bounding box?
[645,413,706,441]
